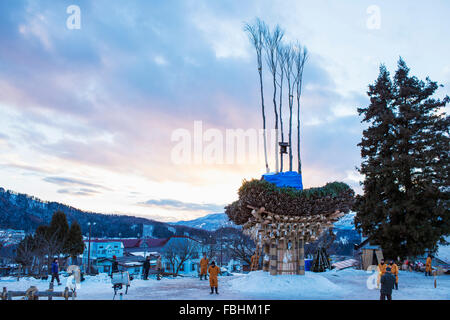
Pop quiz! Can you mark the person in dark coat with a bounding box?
[143,256,151,280]
[111,255,119,277]
[380,266,396,300]
[50,258,61,285]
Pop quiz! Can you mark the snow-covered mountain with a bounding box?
[171,213,239,231]
[333,212,356,230]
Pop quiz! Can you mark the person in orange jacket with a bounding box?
[208,261,221,294]
[199,253,209,280]
[425,255,433,276]
[389,260,399,290]
[377,259,387,288]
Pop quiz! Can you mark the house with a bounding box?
[82,236,206,277]
[82,239,124,273]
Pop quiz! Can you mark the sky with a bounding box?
[0,0,449,222]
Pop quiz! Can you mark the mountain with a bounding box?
[0,187,212,240]
[171,213,239,231]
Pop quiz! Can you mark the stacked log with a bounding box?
[269,238,277,276]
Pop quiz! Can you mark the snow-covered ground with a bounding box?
[1,269,448,300]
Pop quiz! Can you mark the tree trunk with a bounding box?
[296,90,302,175]
[279,74,284,172]
[272,75,279,173]
[259,69,270,173]
[288,86,293,171]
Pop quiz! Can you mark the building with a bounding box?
[82,236,205,277]
[82,239,124,273]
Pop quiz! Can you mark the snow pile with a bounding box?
[228,271,347,298]
[84,273,111,283]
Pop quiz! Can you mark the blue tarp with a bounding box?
[261,171,303,190]
[305,259,312,271]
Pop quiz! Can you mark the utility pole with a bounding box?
[87,222,96,275]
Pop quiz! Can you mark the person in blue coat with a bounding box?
[50,258,61,285]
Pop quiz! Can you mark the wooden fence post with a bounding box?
[299,238,305,275]
[48,282,54,300]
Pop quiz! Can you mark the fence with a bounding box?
[1,282,76,300]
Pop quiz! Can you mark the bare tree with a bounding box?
[282,44,296,171]
[34,226,63,274]
[228,234,256,266]
[294,44,308,175]
[264,24,284,173]
[162,238,200,275]
[15,235,35,275]
[244,19,270,173]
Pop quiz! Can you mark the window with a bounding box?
[180,264,185,271]
[191,264,196,271]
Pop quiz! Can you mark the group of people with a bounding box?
[199,253,221,294]
[378,259,399,300]
[378,255,434,300]
[141,255,162,280]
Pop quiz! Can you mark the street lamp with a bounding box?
[87,222,96,275]
[279,142,289,172]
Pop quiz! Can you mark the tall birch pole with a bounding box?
[282,45,295,171]
[294,45,308,175]
[264,25,284,174]
[244,19,270,173]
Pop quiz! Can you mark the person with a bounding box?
[208,261,221,295]
[250,253,257,271]
[377,259,387,288]
[425,255,433,276]
[111,255,119,277]
[408,260,413,272]
[199,253,209,280]
[389,260,399,290]
[156,255,162,280]
[402,259,408,271]
[380,267,396,300]
[50,258,61,285]
[143,256,151,280]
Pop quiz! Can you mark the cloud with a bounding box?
[57,188,100,197]
[0,162,55,174]
[140,199,225,213]
[43,176,109,191]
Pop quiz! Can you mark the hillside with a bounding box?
[0,187,211,240]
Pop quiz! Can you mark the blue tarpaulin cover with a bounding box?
[261,171,303,190]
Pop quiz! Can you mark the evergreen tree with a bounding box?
[64,220,85,264]
[48,210,69,252]
[354,59,450,259]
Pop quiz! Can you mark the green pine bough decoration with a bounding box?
[225,180,355,225]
